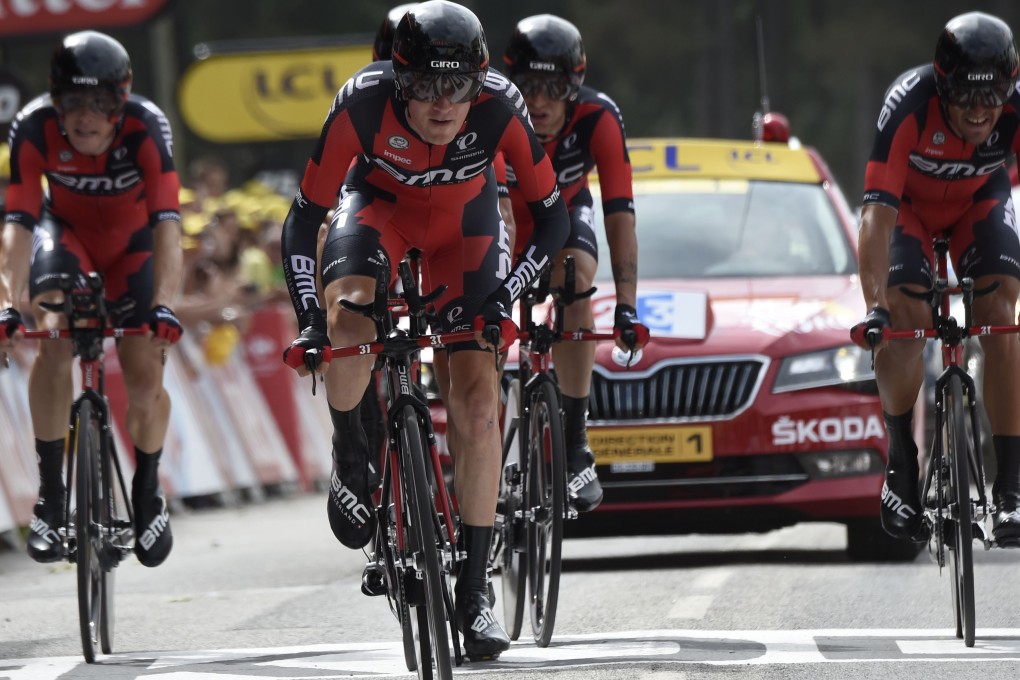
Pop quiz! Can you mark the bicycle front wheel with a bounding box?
[526,380,564,647]
[945,375,975,647]
[495,378,526,640]
[74,399,103,663]
[400,406,453,680]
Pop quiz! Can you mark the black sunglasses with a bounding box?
[58,90,120,116]
[943,80,1013,109]
[396,70,485,104]
[512,73,574,101]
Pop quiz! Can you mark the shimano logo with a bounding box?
[139,503,170,550]
[967,72,995,81]
[529,61,556,71]
[431,60,459,69]
[330,472,371,524]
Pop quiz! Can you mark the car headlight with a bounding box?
[772,345,875,393]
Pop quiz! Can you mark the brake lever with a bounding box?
[304,348,322,396]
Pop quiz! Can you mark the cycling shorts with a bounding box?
[514,187,599,262]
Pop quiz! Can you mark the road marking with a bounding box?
[6,629,1020,678]
[667,595,715,619]
[690,568,732,590]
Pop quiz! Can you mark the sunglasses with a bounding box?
[58,90,120,116]
[943,80,1013,109]
[513,73,574,101]
[396,70,486,104]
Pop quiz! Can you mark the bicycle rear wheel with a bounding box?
[525,380,564,647]
[495,378,526,640]
[75,399,103,663]
[945,375,975,647]
[400,406,453,680]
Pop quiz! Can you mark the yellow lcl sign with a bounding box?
[178,45,373,142]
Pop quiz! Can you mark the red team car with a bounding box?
[427,125,921,562]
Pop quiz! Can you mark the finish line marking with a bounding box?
[6,629,1020,678]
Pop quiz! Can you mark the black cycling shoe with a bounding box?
[457,587,510,661]
[327,452,376,549]
[880,464,924,542]
[133,483,173,567]
[566,446,603,512]
[27,490,66,563]
[992,489,1020,547]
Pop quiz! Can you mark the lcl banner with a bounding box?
[0,0,171,36]
[178,43,372,142]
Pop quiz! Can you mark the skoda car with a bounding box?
[557,131,921,562]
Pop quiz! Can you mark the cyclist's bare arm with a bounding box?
[151,219,184,309]
[0,222,31,312]
[604,211,638,309]
[858,203,898,313]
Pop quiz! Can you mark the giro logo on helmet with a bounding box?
[71,76,99,85]
[529,61,556,71]
[967,72,996,81]
[430,60,460,68]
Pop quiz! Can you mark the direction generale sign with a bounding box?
[178,44,372,143]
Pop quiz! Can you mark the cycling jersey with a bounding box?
[5,94,180,323]
[505,84,634,258]
[864,64,1020,284]
[281,62,569,330]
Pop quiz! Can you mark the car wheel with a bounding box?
[845,520,924,562]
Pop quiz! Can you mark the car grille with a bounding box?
[589,358,765,421]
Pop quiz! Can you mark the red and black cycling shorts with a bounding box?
[888,168,1020,289]
[320,167,510,353]
[29,212,154,328]
[514,186,599,262]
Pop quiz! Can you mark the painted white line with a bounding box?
[690,568,732,590]
[898,638,1020,655]
[667,595,714,619]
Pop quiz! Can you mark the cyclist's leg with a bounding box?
[319,190,404,549]
[106,233,174,567]
[550,204,602,511]
[25,217,81,562]
[426,167,510,658]
[952,175,1020,542]
[877,208,934,540]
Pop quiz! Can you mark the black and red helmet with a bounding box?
[504,14,586,101]
[373,3,419,61]
[50,31,132,114]
[391,0,489,103]
[934,12,1018,109]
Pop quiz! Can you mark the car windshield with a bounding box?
[594,179,856,281]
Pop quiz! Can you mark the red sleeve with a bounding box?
[590,111,634,215]
[299,108,361,209]
[138,134,181,225]
[4,125,46,230]
[493,151,509,197]
[498,116,558,206]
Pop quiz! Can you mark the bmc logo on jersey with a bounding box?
[908,153,1003,180]
[877,70,921,132]
[48,170,141,194]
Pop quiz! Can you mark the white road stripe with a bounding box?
[667,595,715,619]
[690,568,732,590]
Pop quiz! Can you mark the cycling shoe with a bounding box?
[133,484,173,567]
[27,491,65,563]
[457,587,510,661]
[327,454,375,549]
[880,466,924,542]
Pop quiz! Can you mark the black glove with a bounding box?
[148,305,183,344]
[0,307,25,342]
[850,306,891,349]
[473,296,518,351]
[284,309,332,371]
[614,303,650,350]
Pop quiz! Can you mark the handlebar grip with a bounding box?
[620,328,638,350]
[865,327,884,348]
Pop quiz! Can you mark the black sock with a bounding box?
[992,435,1020,498]
[883,410,918,471]
[561,395,589,451]
[35,438,65,497]
[134,447,162,493]
[329,403,369,466]
[457,524,493,596]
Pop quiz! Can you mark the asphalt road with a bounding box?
[1,492,1020,679]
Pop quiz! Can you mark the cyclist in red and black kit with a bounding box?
[279,0,568,659]
[501,15,649,511]
[0,31,183,566]
[851,12,1020,546]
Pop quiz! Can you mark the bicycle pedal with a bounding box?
[361,563,387,597]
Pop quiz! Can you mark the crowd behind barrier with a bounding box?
[0,158,339,543]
